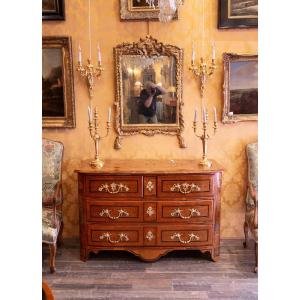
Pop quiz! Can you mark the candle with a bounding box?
[108,107,111,122]
[202,106,206,123]
[194,109,198,122]
[88,106,92,123]
[213,107,217,123]
[97,43,102,65]
[78,44,82,64]
[192,42,195,65]
[212,42,216,60]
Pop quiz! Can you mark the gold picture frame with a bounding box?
[114,35,185,149]
[42,36,76,128]
[222,53,258,124]
[120,0,178,21]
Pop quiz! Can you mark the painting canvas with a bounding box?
[130,0,159,11]
[42,36,75,128]
[42,0,65,20]
[222,53,258,123]
[218,0,258,28]
[42,48,64,117]
[229,60,258,114]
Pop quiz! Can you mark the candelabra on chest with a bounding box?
[192,108,217,168]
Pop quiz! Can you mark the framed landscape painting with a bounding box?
[42,36,75,128]
[42,0,65,21]
[120,0,178,21]
[222,53,258,123]
[218,0,258,28]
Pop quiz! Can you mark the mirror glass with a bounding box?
[121,55,177,125]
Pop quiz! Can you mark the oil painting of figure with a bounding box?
[230,0,258,17]
[229,60,258,114]
[42,48,64,117]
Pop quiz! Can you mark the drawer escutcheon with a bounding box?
[99,209,129,219]
[170,183,201,194]
[146,206,155,217]
[170,208,201,219]
[98,183,130,194]
[170,232,200,244]
[145,231,154,241]
[146,180,154,192]
[99,232,129,243]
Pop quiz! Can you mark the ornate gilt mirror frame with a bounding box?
[114,35,185,149]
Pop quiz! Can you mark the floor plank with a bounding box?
[43,239,257,300]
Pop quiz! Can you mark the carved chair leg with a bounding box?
[49,244,57,273]
[243,221,249,248]
[57,221,64,247]
[254,242,258,273]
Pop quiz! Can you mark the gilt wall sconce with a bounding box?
[76,0,104,100]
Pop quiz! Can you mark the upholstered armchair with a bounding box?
[42,138,64,273]
[243,142,258,273]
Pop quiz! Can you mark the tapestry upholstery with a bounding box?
[245,143,258,242]
[42,138,63,245]
[42,208,62,244]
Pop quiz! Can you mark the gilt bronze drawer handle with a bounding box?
[170,182,201,194]
[170,208,201,219]
[170,232,200,244]
[98,183,130,194]
[146,180,154,192]
[99,232,129,243]
[99,208,129,219]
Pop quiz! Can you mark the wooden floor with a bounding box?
[42,239,257,300]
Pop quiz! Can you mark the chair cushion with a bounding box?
[42,208,62,244]
[42,180,62,205]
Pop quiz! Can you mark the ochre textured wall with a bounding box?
[42,0,257,238]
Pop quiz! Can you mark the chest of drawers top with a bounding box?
[75,159,224,175]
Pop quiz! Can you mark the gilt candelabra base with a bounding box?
[90,158,104,169]
[199,158,212,168]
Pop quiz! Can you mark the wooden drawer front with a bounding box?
[144,177,157,197]
[157,200,213,223]
[87,201,143,223]
[157,175,213,198]
[157,225,212,246]
[88,225,143,247]
[86,175,142,198]
[143,202,157,222]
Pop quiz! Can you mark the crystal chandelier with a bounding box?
[143,0,184,23]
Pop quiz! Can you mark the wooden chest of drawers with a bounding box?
[76,159,223,262]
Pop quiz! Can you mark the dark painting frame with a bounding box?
[42,0,65,21]
[222,53,258,123]
[218,0,258,29]
[42,36,75,128]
